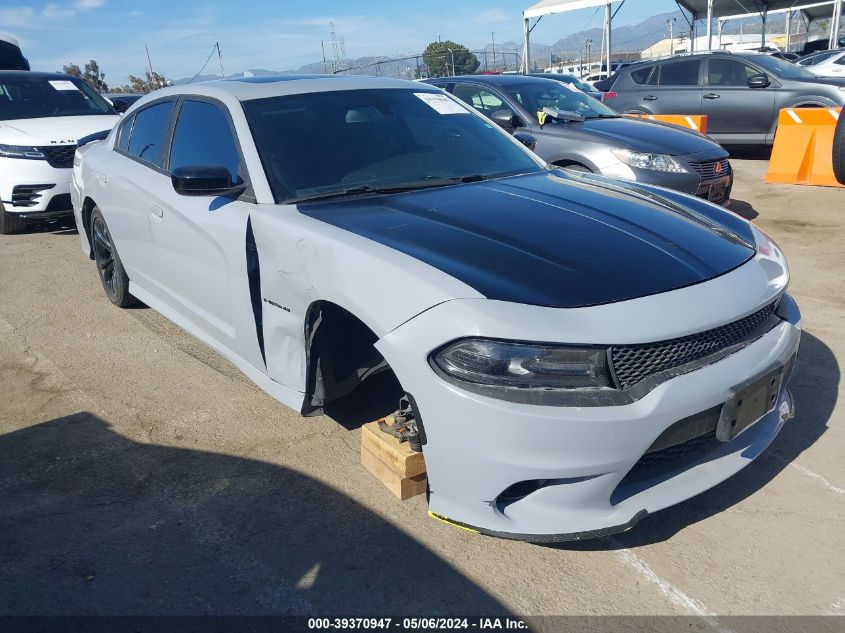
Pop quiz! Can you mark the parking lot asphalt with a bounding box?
[0,158,843,620]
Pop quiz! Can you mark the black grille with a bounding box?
[617,430,721,488]
[611,301,778,390]
[11,184,54,207]
[39,145,76,168]
[689,158,730,180]
[45,193,72,212]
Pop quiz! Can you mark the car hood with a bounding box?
[0,115,119,146]
[796,75,845,87]
[549,116,722,155]
[298,171,756,308]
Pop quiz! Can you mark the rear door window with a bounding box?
[451,85,505,116]
[127,100,176,168]
[116,114,134,152]
[658,59,701,86]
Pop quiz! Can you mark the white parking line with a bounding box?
[769,452,845,495]
[612,545,733,632]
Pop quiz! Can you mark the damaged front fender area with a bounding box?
[301,301,394,416]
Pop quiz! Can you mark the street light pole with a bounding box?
[667,18,676,56]
[445,47,455,76]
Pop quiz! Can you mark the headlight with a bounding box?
[611,148,687,173]
[432,338,612,390]
[0,144,46,160]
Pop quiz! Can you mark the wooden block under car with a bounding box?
[361,445,427,500]
[361,420,426,478]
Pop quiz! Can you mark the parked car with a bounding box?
[805,50,845,76]
[0,34,28,71]
[425,74,733,205]
[72,75,800,541]
[800,37,845,55]
[795,49,844,67]
[102,93,143,114]
[0,71,118,234]
[582,71,609,85]
[596,51,845,146]
[527,72,603,100]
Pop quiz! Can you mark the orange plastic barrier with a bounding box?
[766,107,843,188]
[624,113,708,135]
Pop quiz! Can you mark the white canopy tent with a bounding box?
[675,0,844,51]
[715,1,840,51]
[522,0,621,74]
[521,0,844,74]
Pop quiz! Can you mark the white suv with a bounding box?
[0,71,118,234]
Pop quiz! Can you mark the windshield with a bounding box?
[504,82,617,121]
[741,54,816,80]
[0,75,115,121]
[243,88,544,204]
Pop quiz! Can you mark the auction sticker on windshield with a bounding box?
[414,92,467,115]
[48,80,80,91]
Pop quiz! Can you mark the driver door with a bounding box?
[147,97,265,370]
[702,57,776,144]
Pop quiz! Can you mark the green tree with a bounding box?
[61,63,82,78]
[60,60,108,92]
[126,71,171,94]
[422,41,479,77]
[83,59,109,93]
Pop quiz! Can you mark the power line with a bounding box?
[188,43,219,83]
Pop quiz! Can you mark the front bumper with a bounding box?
[599,152,733,204]
[0,156,74,220]
[376,258,799,541]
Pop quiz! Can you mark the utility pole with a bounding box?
[216,41,225,78]
[667,18,676,56]
[491,32,497,70]
[321,40,328,74]
[145,43,154,82]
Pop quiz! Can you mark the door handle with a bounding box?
[643,95,658,101]
[704,93,721,99]
[150,204,164,218]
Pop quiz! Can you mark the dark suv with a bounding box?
[597,52,845,146]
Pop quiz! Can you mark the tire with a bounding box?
[834,110,845,186]
[89,206,137,308]
[0,202,26,235]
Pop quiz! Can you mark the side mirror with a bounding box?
[513,132,537,151]
[111,99,130,114]
[747,73,771,89]
[491,108,519,130]
[171,165,245,197]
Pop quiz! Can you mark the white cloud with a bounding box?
[0,7,34,26]
[472,8,509,25]
[76,0,105,9]
[43,3,76,19]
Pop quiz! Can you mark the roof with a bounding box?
[524,0,612,19]
[715,0,837,21]
[147,74,432,102]
[675,0,837,18]
[0,70,71,79]
[425,74,556,86]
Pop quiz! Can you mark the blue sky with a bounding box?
[2,0,677,84]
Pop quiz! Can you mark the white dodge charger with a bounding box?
[71,76,801,542]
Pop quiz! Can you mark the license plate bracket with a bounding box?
[717,363,786,442]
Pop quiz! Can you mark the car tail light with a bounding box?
[602,91,618,101]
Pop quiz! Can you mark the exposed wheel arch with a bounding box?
[81,197,97,259]
[552,160,593,173]
[301,300,399,417]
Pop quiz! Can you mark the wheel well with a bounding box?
[81,197,97,259]
[301,301,401,420]
[553,160,592,171]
